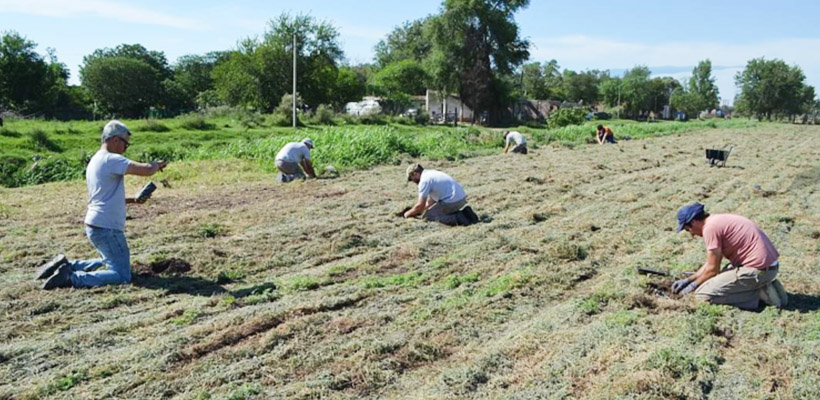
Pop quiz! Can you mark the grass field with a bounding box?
[1,123,819,399]
[0,115,753,188]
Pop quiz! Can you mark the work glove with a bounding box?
[671,278,692,294]
[679,281,699,295]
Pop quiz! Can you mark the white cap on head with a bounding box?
[101,120,131,143]
[302,138,314,149]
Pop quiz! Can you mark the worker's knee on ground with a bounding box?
[694,292,713,303]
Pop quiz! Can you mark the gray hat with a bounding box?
[101,120,131,143]
[406,163,423,181]
[302,138,314,149]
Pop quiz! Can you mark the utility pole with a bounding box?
[292,33,297,129]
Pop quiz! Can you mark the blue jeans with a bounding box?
[69,226,131,288]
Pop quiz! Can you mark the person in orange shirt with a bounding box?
[595,125,616,145]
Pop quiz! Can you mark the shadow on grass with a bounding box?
[132,275,227,296]
[782,293,820,312]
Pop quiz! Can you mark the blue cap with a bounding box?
[676,202,705,232]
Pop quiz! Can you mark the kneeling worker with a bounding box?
[36,120,167,290]
[404,164,478,226]
[275,138,316,182]
[503,131,528,154]
[672,202,787,309]
[596,125,616,145]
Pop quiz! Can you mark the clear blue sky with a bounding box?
[2,0,819,103]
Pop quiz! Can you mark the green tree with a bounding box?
[562,69,606,104]
[688,59,719,112]
[0,32,54,113]
[80,44,171,116]
[735,57,814,121]
[331,66,367,107]
[621,66,651,115]
[80,56,164,117]
[211,42,260,108]
[374,19,431,67]
[171,52,228,110]
[426,0,530,124]
[370,59,429,96]
[648,76,680,113]
[543,59,564,100]
[521,62,546,99]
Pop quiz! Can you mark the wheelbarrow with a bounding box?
[705,145,732,167]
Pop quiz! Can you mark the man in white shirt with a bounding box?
[36,120,167,290]
[404,163,478,226]
[275,138,316,182]
[503,131,528,154]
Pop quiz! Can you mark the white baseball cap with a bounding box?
[302,138,314,148]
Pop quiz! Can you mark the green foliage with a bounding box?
[370,59,429,97]
[426,0,530,123]
[227,384,261,400]
[197,223,225,238]
[81,56,163,117]
[170,308,201,326]
[374,18,431,67]
[444,272,480,289]
[735,57,815,120]
[179,113,215,130]
[140,120,171,132]
[27,129,62,152]
[547,107,586,128]
[362,272,424,289]
[53,370,87,392]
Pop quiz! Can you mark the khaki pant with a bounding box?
[695,266,778,310]
[423,198,467,226]
[275,160,304,182]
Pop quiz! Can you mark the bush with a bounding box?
[27,129,63,152]
[312,104,335,125]
[178,114,215,130]
[547,108,587,128]
[139,120,170,132]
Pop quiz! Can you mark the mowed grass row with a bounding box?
[1,125,819,399]
[0,115,755,187]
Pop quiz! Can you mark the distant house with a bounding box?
[425,90,474,122]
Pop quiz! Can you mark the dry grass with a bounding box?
[1,123,820,399]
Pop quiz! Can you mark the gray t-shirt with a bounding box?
[506,131,526,146]
[275,142,311,163]
[84,149,132,231]
[418,169,467,204]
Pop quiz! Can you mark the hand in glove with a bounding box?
[671,278,692,294]
[679,281,699,295]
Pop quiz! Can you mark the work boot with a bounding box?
[771,279,788,307]
[758,283,782,308]
[42,263,73,290]
[462,206,479,225]
[35,254,67,280]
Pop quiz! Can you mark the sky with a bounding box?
[2,0,819,104]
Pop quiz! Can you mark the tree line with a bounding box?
[1,0,817,123]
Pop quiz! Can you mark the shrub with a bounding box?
[547,107,587,128]
[312,104,335,125]
[0,128,21,137]
[140,120,170,132]
[178,114,215,130]
[27,129,62,152]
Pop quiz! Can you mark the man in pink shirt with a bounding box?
[672,202,787,309]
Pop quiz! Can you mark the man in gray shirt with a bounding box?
[36,120,167,290]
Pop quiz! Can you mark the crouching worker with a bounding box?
[595,125,616,144]
[404,164,479,226]
[36,120,167,290]
[503,131,528,154]
[672,202,787,309]
[275,138,316,182]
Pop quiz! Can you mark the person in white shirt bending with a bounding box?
[503,131,528,154]
[403,163,478,226]
[275,138,316,182]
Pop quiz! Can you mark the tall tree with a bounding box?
[735,57,814,121]
[80,44,171,116]
[562,69,606,104]
[621,66,651,115]
[520,62,546,99]
[374,19,432,67]
[426,0,530,124]
[0,32,52,113]
[688,59,719,112]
